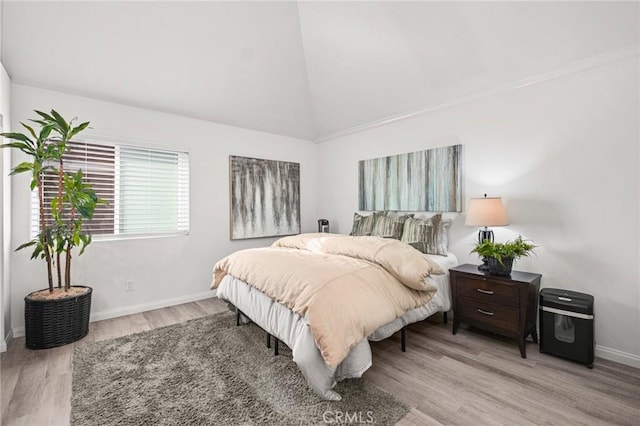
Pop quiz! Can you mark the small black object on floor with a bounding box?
[539,288,594,368]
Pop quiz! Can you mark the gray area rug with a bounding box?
[71,311,409,425]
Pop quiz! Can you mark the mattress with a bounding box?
[215,252,458,400]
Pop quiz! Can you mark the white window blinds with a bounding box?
[32,140,189,238]
[118,146,189,235]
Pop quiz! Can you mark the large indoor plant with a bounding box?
[471,236,536,276]
[1,109,99,349]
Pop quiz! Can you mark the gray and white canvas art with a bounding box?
[230,155,301,240]
[358,144,462,212]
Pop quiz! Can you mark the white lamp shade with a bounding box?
[465,197,509,226]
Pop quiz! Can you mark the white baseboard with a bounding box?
[89,290,217,322]
[596,345,640,369]
[12,290,218,339]
[1,329,14,353]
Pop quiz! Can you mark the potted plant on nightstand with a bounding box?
[1,109,101,349]
[471,236,537,276]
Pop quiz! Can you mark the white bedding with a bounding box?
[369,252,458,340]
[215,252,458,400]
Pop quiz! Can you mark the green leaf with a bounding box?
[15,240,37,251]
[39,123,55,141]
[28,119,50,127]
[50,110,70,137]
[9,161,34,175]
[0,132,34,144]
[78,235,92,256]
[44,143,58,158]
[51,198,60,219]
[0,141,28,149]
[470,235,537,263]
[76,206,93,218]
[69,121,90,139]
[31,245,44,260]
[56,142,67,156]
[34,110,55,122]
[0,142,36,156]
[20,122,38,140]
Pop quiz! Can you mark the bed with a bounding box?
[211,233,458,400]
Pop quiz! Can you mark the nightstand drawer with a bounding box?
[458,298,519,333]
[456,276,519,305]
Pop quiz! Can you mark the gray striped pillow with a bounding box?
[401,214,450,255]
[349,211,387,236]
[401,214,441,242]
[371,214,412,240]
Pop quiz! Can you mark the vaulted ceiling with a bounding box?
[2,1,638,141]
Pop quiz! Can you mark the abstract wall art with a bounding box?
[358,144,462,212]
[229,155,301,239]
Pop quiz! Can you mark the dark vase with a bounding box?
[24,286,92,349]
[487,257,514,276]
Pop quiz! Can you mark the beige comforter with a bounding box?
[212,233,443,368]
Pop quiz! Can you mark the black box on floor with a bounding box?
[539,288,594,368]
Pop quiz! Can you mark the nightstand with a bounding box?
[450,263,541,358]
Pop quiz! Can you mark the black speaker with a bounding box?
[317,219,329,233]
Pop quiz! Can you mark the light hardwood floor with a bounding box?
[1,298,638,425]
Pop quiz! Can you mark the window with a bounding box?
[33,140,189,239]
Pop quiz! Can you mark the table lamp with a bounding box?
[465,194,509,270]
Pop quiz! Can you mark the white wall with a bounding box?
[5,50,639,368]
[10,84,317,333]
[316,56,640,366]
[0,61,11,351]
[0,0,3,60]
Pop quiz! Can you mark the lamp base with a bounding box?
[478,229,494,243]
[477,229,494,271]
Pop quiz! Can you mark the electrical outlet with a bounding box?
[125,280,134,292]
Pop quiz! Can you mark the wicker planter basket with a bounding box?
[24,286,92,349]
[487,257,514,276]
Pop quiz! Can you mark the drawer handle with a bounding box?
[476,288,494,295]
[477,309,494,316]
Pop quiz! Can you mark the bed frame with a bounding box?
[234,307,447,356]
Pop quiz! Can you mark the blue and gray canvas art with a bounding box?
[230,155,301,239]
[358,144,462,212]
